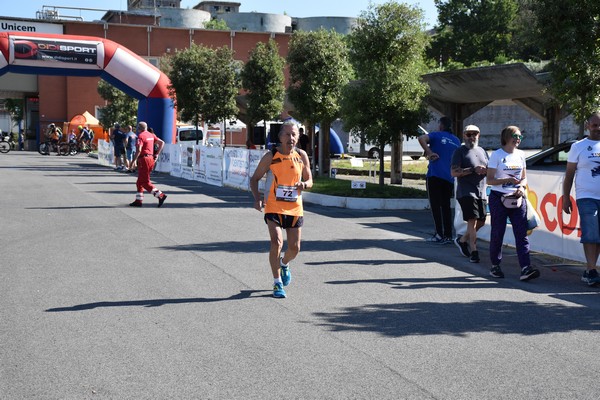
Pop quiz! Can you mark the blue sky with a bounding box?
[1,1,438,27]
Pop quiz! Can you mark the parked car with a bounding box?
[347,126,427,160]
[525,139,577,171]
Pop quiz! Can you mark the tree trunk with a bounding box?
[247,122,254,148]
[307,121,317,176]
[360,132,366,156]
[379,152,385,186]
[318,120,331,177]
[390,138,403,185]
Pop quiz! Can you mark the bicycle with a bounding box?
[77,140,97,154]
[65,140,79,156]
[0,131,14,153]
[39,140,69,156]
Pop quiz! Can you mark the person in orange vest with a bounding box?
[250,121,313,298]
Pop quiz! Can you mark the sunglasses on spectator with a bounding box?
[464,132,479,137]
[512,133,524,140]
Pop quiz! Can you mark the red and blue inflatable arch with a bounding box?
[0,31,176,143]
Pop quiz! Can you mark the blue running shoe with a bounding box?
[280,257,292,286]
[281,266,291,286]
[273,282,286,298]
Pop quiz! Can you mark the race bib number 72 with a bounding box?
[275,185,299,202]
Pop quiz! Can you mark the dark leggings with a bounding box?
[489,191,530,268]
[426,176,454,238]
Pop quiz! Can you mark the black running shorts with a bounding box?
[264,213,304,229]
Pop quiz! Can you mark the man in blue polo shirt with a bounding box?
[418,116,461,243]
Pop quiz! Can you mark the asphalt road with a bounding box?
[1,152,599,400]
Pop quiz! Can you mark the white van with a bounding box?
[347,131,425,160]
[176,120,248,147]
[176,125,203,145]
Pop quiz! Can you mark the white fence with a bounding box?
[99,140,585,264]
[98,140,268,192]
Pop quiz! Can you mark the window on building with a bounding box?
[146,57,160,68]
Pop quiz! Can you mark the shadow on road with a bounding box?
[45,289,271,312]
[312,299,600,337]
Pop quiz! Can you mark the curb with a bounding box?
[303,192,429,210]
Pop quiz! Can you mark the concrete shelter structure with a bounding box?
[422,63,564,148]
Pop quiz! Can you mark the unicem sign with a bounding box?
[0,19,63,35]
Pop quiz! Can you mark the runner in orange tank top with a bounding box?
[250,122,313,298]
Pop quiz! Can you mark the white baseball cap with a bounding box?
[464,125,480,133]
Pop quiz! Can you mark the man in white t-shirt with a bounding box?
[563,111,600,286]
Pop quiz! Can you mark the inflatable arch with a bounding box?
[0,31,176,143]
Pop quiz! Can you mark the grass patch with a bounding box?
[331,159,428,174]
[309,176,427,198]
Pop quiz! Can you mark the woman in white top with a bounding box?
[486,126,540,281]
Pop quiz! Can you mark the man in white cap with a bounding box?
[451,124,489,263]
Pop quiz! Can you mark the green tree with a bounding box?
[534,0,600,128]
[97,80,138,131]
[430,0,518,67]
[166,44,240,139]
[204,19,229,30]
[342,1,430,185]
[510,0,542,62]
[287,29,352,175]
[241,39,285,143]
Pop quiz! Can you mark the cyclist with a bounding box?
[77,125,92,150]
[46,123,63,153]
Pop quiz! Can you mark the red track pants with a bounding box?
[136,156,156,194]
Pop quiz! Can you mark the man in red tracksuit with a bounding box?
[129,121,167,207]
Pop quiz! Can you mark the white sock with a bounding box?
[274,278,283,285]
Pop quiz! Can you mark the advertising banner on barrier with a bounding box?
[249,149,268,192]
[97,140,113,167]
[181,144,194,180]
[223,148,249,190]
[170,144,182,178]
[10,35,103,69]
[155,144,171,173]
[203,146,223,187]
[523,170,582,262]
[193,144,206,183]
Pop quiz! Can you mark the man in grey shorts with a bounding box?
[562,111,600,286]
[451,125,489,263]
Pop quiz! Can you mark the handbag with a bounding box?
[501,193,522,208]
